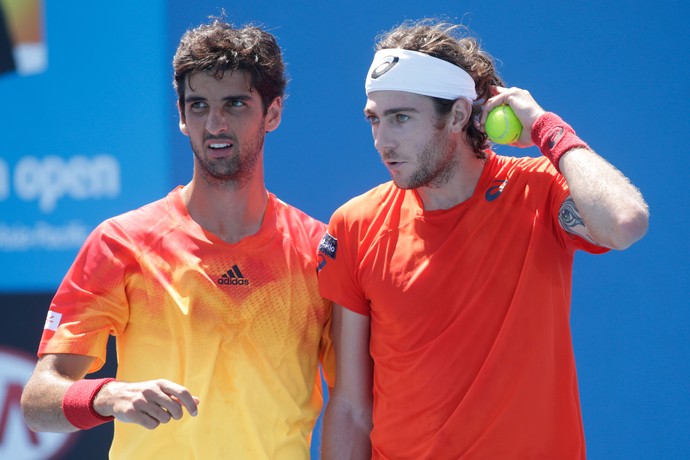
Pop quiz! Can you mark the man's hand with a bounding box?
[482,85,546,148]
[93,379,200,430]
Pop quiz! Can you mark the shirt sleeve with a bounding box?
[38,220,133,373]
[317,207,371,316]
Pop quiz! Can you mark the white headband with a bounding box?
[365,48,477,101]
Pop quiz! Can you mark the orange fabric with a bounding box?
[318,152,606,459]
[39,187,334,460]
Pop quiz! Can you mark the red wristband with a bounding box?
[62,378,115,430]
[531,112,589,173]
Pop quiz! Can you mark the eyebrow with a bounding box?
[364,106,420,117]
[185,94,254,104]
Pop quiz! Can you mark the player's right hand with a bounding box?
[92,379,200,430]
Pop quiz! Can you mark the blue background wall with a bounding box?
[1,0,688,458]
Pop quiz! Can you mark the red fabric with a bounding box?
[532,112,590,172]
[62,378,115,430]
[318,152,606,458]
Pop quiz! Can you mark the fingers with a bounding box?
[481,86,546,146]
[101,379,200,430]
[165,390,200,418]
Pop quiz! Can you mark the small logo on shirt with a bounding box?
[218,264,250,286]
[485,179,508,202]
[317,233,338,272]
[318,233,337,259]
[43,311,62,331]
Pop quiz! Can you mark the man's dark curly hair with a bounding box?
[173,19,286,117]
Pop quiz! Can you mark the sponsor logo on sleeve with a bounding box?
[318,233,337,259]
[43,311,62,331]
[317,233,338,272]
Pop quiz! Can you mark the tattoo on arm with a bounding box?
[558,197,599,245]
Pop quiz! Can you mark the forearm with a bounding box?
[528,111,649,249]
[21,374,81,432]
[322,394,372,460]
[559,147,649,249]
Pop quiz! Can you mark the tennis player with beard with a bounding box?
[22,18,334,459]
[318,18,648,460]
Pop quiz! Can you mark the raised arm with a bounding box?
[484,86,649,249]
[556,147,648,249]
[21,353,200,433]
[322,304,374,460]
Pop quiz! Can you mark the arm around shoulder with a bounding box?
[322,304,374,460]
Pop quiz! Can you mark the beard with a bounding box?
[190,120,266,188]
[394,130,457,190]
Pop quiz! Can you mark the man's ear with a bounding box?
[450,98,472,133]
[178,101,189,136]
[264,97,283,133]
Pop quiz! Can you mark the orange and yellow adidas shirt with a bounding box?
[318,152,607,459]
[39,187,334,460]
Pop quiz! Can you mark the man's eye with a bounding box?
[366,115,379,125]
[395,114,409,123]
[228,100,245,108]
[190,101,208,111]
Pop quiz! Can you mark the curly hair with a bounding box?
[375,19,504,158]
[173,19,286,115]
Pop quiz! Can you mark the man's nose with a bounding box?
[206,108,228,135]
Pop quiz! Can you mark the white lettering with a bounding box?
[13,154,121,213]
[0,221,89,251]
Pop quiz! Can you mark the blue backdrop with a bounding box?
[1,0,687,458]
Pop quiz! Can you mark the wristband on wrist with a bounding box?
[62,378,115,430]
[531,112,589,173]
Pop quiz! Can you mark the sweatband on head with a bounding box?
[62,378,115,430]
[365,48,477,101]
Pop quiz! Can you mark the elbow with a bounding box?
[20,388,40,432]
[607,205,650,250]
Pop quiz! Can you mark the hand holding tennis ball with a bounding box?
[485,105,523,145]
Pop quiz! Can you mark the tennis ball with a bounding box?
[485,105,523,145]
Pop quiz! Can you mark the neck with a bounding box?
[181,172,268,244]
[416,150,486,211]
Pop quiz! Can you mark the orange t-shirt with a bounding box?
[39,187,334,460]
[318,152,607,459]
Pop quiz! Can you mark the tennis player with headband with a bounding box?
[318,18,648,459]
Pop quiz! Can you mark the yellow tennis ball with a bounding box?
[485,105,523,144]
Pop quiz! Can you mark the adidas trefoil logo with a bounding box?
[218,264,250,286]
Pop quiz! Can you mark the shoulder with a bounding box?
[332,182,401,223]
[92,191,177,247]
[490,152,564,193]
[271,194,327,245]
[493,152,556,176]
